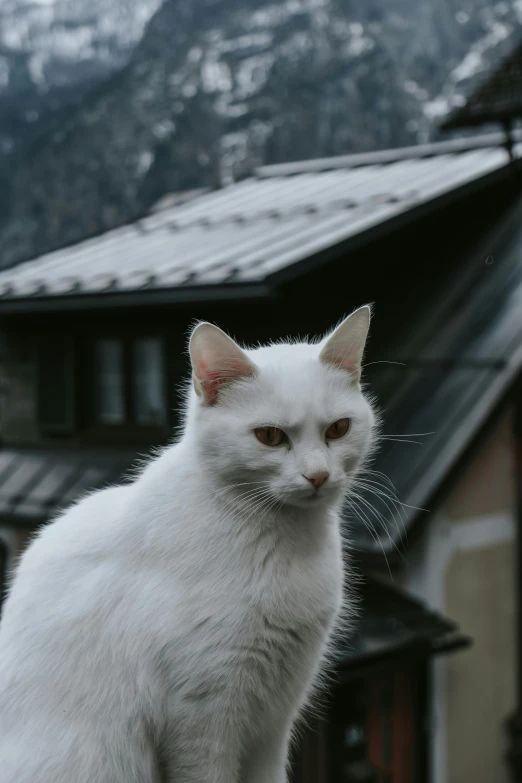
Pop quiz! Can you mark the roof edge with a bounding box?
[0,282,276,316]
[256,130,522,177]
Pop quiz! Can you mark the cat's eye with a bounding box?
[325,418,350,440]
[254,427,286,447]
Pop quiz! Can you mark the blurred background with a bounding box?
[0,1,521,781]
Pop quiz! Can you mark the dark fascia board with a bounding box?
[0,282,276,316]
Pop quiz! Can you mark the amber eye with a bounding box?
[325,418,350,440]
[254,427,286,447]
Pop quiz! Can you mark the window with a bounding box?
[38,336,75,435]
[95,339,125,424]
[92,336,167,429]
[133,339,167,425]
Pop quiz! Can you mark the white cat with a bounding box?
[0,306,376,783]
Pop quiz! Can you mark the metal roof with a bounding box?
[0,448,135,524]
[0,134,517,311]
[354,194,522,558]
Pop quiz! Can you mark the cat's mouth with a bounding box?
[298,488,329,505]
[276,483,340,509]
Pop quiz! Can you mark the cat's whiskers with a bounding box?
[349,488,405,562]
[345,495,393,578]
[360,472,428,513]
[376,430,435,446]
[214,485,279,526]
[347,459,430,564]
[219,488,284,538]
[351,477,408,542]
[350,484,405,550]
[358,470,410,521]
[212,480,270,503]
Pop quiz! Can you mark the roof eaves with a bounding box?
[0,282,276,316]
[264,153,517,289]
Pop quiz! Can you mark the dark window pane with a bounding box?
[38,337,75,434]
[95,340,124,424]
[132,338,166,425]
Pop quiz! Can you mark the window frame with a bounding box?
[81,333,172,444]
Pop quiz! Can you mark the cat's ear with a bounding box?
[319,305,371,385]
[189,323,257,406]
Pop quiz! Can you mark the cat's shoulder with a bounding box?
[21,483,133,562]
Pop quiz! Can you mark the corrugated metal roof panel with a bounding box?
[353,196,522,555]
[0,450,135,523]
[0,137,516,305]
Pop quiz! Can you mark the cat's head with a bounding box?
[186,307,376,511]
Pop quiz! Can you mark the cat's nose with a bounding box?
[305,472,330,489]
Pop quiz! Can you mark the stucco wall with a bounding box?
[445,541,515,783]
[404,409,516,783]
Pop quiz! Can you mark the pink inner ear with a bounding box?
[322,342,359,373]
[200,371,228,407]
[332,350,358,373]
[198,356,252,406]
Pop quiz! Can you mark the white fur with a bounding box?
[0,310,376,782]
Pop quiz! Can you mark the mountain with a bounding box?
[0,0,162,158]
[0,0,521,268]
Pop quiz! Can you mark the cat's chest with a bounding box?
[225,527,343,644]
[163,526,344,709]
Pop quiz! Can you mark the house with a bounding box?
[0,131,521,783]
[441,44,522,782]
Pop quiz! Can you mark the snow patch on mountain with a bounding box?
[0,0,162,92]
[425,6,521,122]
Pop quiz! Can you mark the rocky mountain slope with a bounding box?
[0,0,161,158]
[0,0,521,268]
